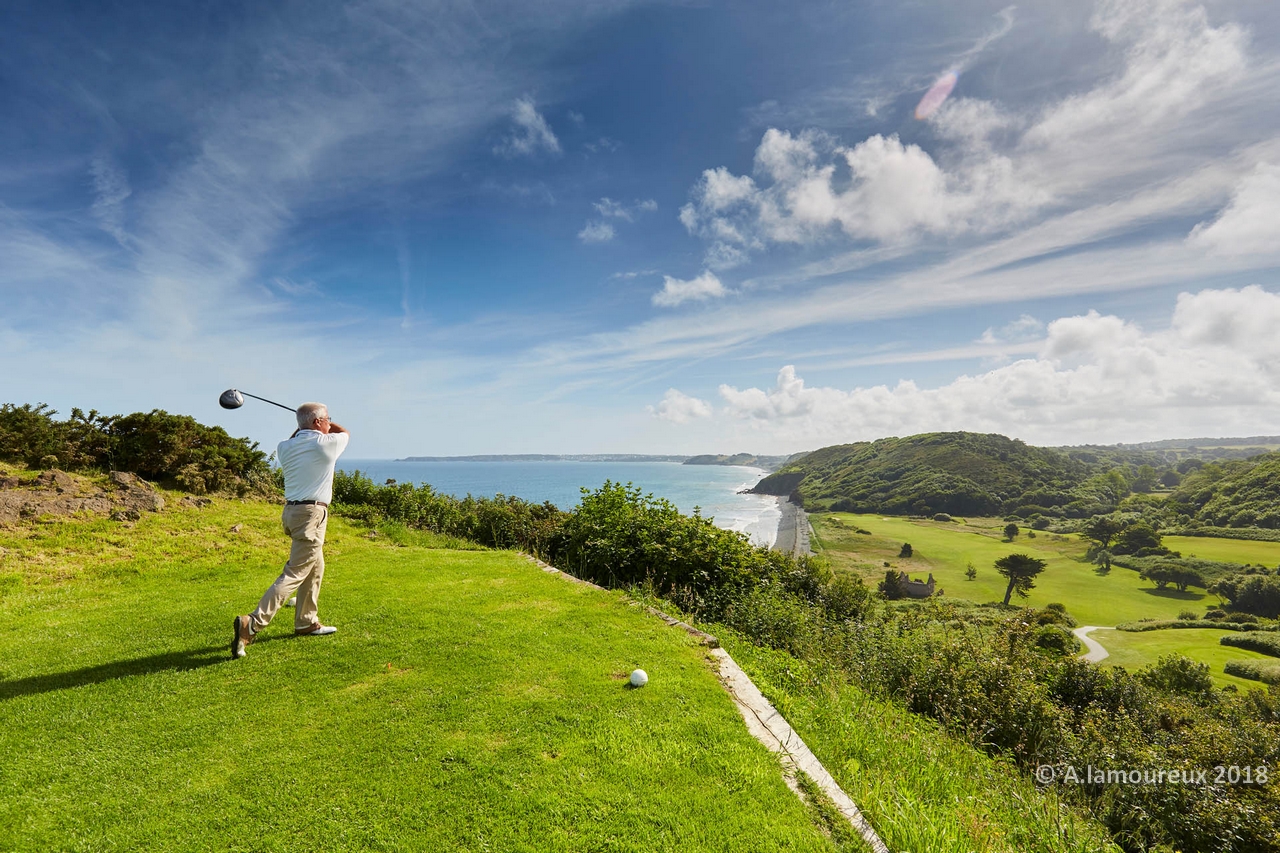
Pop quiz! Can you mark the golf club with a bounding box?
[219,389,296,413]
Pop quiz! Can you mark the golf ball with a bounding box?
[629,669,648,688]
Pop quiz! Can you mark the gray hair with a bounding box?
[295,402,328,429]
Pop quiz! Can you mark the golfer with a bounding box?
[232,402,349,659]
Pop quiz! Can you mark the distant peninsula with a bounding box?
[396,452,796,470]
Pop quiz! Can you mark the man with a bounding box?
[232,402,349,659]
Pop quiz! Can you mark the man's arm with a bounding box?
[327,423,349,434]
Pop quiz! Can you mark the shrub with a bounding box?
[0,403,272,495]
[932,512,952,522]
[1220,632,1280,658]
[1033,624,1079,655]
[1137,654,1214,698]
[1224,659,1280,686]
[898,542,913,558]
[1178,610,1198,621]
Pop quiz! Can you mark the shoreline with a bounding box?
[771,497,813,557]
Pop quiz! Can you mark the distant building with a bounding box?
[896,571,936,598]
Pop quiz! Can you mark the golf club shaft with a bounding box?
[241,392,296,412]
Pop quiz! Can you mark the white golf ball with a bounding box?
[629,669,648,688]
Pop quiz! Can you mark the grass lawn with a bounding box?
[1092,628,1278,690]
[0,499,839,852]
[1164,535,1280,567]
[813,514,1205,626]
[717,634,1119,853]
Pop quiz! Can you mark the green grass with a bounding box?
[1089,628,1276,689]
[810,514,1280,687]
[814,514,1206,627]
[1163,535,1280,566]
[717,634,1119,853]
[0,499,838,852]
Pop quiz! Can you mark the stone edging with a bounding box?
[523,555,888,853]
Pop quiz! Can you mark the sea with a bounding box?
[336,460,781,547]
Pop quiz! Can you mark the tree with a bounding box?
[878,570,905,600]
[1092,548,1113,573]
[1132,464,1158,493]
[995,553,1048,605]
[1003,522,1020,541]
[965,562,977,581]
[1081,515,1125,551]
[1114,522,1163,555]
[898,542,913,558]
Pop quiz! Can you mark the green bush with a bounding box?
[1137,654,1214,698]
[0,403,272,495]
[1223,659,1280,686]
[1220,632,1280,658]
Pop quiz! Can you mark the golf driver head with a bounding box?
[219,389,245,409]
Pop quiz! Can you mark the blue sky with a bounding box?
[4,0,1280,456]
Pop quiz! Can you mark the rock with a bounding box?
[109,471,138,487]
[36,470,75,489]
[181,496,213,509]
[0,476,22,489]
[230,523,243,533]
[111,508,141,522]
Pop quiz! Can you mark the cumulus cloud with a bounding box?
[652,271,727,307]
[706,287,1280,445]
[577,221,615,243]
[678,0,1253,268]
[1188,164,1280,256]
[650,388,713,423]
[495,96,561,158]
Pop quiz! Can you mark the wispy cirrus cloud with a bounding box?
[495,95,561,158]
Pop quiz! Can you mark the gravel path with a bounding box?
[1074,626,1112,663]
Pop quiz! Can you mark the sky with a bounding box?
[3,0,1280,457]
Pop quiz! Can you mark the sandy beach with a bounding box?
[771,497,813,557]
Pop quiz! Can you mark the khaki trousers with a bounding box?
[251,503,329,632]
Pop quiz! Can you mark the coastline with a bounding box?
[771,497,813,557]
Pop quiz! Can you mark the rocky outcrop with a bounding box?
[0,469,165,524]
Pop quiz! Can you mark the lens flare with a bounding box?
[914,70,958,120]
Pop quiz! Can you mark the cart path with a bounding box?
[1074,626,1113,663]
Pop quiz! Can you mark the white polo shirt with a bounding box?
[277,430,350,503]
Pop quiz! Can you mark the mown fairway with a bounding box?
[811,513,1280,685]
[1092,628,1277,690]
[814,514,1207,626]
[0,500,836,852]
[1164,535,1280,566]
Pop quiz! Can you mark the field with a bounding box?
[1091,628,1276,690]
[0,499,837,852]
[812,513,1274,687]
[1164,535,1280,566]
[813,513,1208,626]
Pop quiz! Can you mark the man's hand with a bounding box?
[327,422,348,434]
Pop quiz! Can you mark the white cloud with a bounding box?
[709,286,1280,445]
[1188,164,1280,256]
[577,221,615,243]
[495,95,561,158]
[678,0,1256,268]
[650,388,712,423]
[580,197,657,243]
[978,314,1043,345]
[652,271,727,307]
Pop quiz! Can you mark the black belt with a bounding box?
[286,500,329,507]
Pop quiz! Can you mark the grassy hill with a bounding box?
[0,486,1127,852]
[752,433,1100,517]
[0,499,834,852]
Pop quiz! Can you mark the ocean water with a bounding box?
[336,460,781,547]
